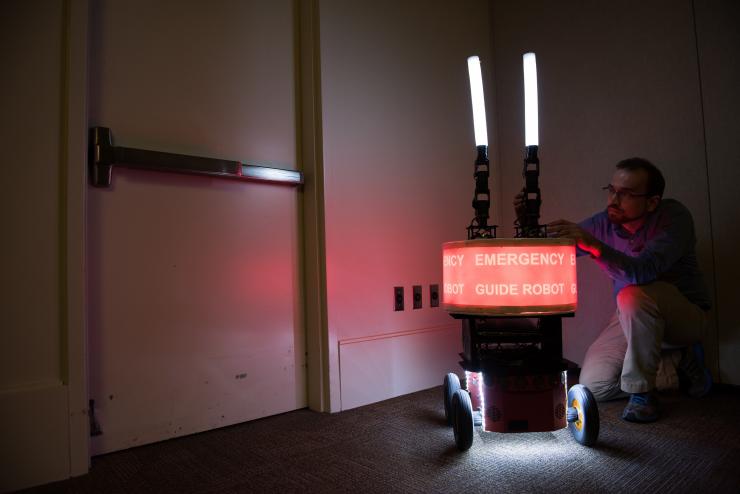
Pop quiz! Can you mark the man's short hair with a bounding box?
[616,157,665,198]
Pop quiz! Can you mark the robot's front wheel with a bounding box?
[566,384,599,446]
[452,389,474,451]
[443,373,461,426]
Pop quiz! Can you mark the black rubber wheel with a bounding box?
[452,389,474,451]
[443,373,461,426]
[567,384,599,446]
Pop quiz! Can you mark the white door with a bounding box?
[87,0,305,454]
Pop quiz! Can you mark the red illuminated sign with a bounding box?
[442,238,577,316]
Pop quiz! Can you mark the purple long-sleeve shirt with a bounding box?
[577,198,711,310]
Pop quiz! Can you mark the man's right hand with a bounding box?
[547,219,603,258]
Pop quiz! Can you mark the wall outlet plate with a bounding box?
[430,284,439,307]
[413,285,422,309]
[394,286,404,311]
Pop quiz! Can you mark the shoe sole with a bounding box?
[621,411,659,423]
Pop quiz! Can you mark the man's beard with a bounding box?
[607,206,644,225]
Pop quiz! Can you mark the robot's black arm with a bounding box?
[467,145,497,239]
[515,145,546,238]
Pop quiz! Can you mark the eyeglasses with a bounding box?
[602,184,649,201]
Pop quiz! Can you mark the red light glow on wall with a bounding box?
[442,238,577,316]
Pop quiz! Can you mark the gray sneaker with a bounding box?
[622,392,660,423]
[678,342,712,398]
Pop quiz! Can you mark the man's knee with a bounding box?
[616,284,657,316]
[579,368,622,402]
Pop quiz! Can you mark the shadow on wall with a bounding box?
[564,259,615,366]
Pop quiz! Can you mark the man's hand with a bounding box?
[547,219,603,257]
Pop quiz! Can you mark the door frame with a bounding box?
[66,0,91,476]
[69,0,335,471]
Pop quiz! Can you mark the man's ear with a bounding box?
[647,196,661,212]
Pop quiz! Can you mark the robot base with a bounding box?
[465,369,567,433]
[442,315,599,451]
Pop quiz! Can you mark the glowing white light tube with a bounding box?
[523,52,539,147]
[467,56,488,147]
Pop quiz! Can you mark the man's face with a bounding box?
[605,168,660,227]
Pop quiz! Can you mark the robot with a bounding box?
[440,135,600,451]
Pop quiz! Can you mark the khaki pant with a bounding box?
[579,281,706,401]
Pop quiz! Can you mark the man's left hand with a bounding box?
[547,219,603,258]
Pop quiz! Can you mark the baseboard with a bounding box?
[338,324,461,410]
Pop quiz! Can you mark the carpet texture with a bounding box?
[18,386,740,493]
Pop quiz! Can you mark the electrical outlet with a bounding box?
[413,285,422,309]
[394,286,404,311]
[430,284,440,307]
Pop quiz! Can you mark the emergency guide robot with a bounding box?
[441,55,599,451]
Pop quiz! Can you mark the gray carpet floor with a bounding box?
[19,385,740,494]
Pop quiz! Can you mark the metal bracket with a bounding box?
[88,127,303,188]
[89,399,102,437]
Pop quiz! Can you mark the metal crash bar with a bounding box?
[89,127,303,188]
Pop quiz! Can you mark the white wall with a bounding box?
[489,0,734,380]
[320,0,493,411]
[695,0,740,384]
[1,0,63,407]
[0,1,88,491]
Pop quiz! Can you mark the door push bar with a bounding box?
[89,127,303,188]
